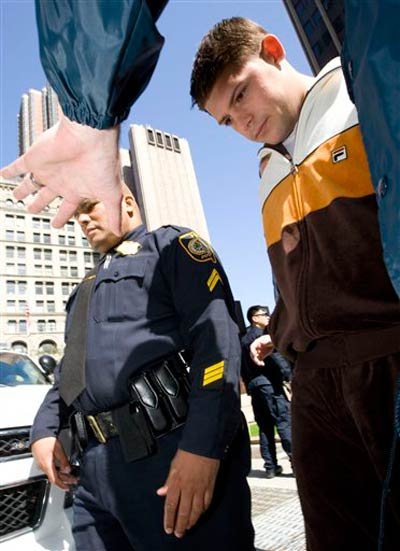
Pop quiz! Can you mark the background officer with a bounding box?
[30,184,255,550]
[241,305,292,478]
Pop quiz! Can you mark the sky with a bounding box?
[0,0,311,318]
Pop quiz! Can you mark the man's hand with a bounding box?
[0,114,123,234]
[156,449,220,538]
[250,335,274,366]
[31,436,79,490]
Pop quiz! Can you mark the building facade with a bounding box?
[129,124,210,241]
[284,0,345,74]
[0,178,99,359]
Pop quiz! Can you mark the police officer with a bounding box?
[31,184,255,550]
[241,306,292,478]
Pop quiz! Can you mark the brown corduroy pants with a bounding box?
[292,327,400,551]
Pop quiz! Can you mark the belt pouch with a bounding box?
[130,373,171,434]
[113,402,157,462]
[152,360,189,422]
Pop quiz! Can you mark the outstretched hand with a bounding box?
[0,114,123,234]
[250,334,274,366]
[157,449,220,538]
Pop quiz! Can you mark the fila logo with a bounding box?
[332,145,348,163]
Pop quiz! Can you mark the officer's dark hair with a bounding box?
[246,305,270,324]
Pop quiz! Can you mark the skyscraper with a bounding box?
[283,0,345,74]
[128,124,210,241]
[18,85,63,155]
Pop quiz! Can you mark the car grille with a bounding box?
[0,428,31,460]
[0,479,48,539]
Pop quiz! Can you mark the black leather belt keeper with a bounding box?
[71,352,190,463]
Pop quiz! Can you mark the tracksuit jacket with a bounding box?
[257,58,400,359]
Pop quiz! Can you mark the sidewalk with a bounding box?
[249,442,306,551]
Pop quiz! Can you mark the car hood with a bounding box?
[0,385,51,428]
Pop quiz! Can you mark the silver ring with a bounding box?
[29,173,44,190]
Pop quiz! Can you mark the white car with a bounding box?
[0,351,74,550]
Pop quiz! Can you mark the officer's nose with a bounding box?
[238,112,253,137]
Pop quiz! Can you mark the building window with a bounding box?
[70,266,78,277]
[6,300,16,312]
[46,282,55,295]
[34,264,42,274]
[17,263,26,275]
[44,249,52,261]
[47,301,56,313]
[6,198,14,207]
[69,251,77,262]
[62,283,70,296]
[59,235,66,245]
[5,214,14,226]
[18,300,27,313]
[42,218,51,230]
[6,230,14,240]
[84,251,91,263]
[16,231,25,242]
[37,319,46,332]
[17,281,27,294]
[156,131,164,147]
[32,217,41,228]
[12,341,27,353]
[66,221,75,233]
[67,235,75,246]
[44,265,53,276]
[173,136,181,153]
[19,320,27,334]
[34,248,41,260]
[6,280,15,294]
[48,320,56,332]
[59,249,67,261]
[147,128,155,145]
[16,200,24,208]
[164,133,172,150]
[33,232,41,243]
[6,246,14,258]
[39,340,57,355]
[43,233,51,244]
[17,247,26,259]
[60,266,68,277]
[35,281,44,295]
[36,300,45,312]
[81,236,88,246]
[7,320,17,334]
[6,262,14,274]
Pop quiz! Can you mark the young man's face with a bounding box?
[204,53,298,145]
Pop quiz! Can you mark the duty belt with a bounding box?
[71,352,190,463]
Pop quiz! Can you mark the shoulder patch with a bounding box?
[178,231,216,263]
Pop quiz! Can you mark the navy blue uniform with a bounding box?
[32,224,254,550]
[241,325,292,471]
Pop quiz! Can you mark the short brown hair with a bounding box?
[190,17,268,110]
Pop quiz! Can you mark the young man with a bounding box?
[191,17,400,551]
[241,305,292,478]
[30,184,255,550]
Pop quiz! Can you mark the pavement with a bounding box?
[249,442,306,551]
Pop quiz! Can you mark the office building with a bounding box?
[284,0,345,74]
[129,124,210,241]
[18,85,63,155]
[0,177,99,358]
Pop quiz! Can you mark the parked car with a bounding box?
[0,350,74,550]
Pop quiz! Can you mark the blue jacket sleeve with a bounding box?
[35,0,168,129]
[30,361,73,444]
[155,227,242,459]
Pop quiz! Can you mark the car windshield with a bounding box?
[0,352,49,386]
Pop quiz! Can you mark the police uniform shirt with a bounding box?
[31,225,241,459]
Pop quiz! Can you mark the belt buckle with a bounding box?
[87,415,107,444]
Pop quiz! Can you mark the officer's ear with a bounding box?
[124,195,136,217]
[260,34,285,66]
